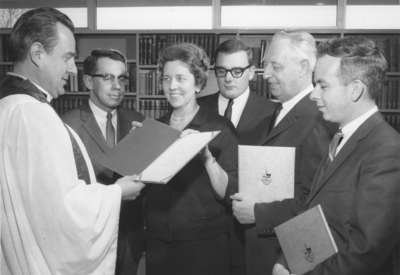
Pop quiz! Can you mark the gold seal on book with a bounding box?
[303,243,315,263]
[261,169,272,185]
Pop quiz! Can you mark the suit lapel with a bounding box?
[237,91,270,133]
[80,103,110,154]
[265,111,297,141]
[262,103,300,144]
[261,96,313,144]
[307,113,383,203]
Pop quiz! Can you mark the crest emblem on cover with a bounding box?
[261,169,272,185]
[303,243,314,263]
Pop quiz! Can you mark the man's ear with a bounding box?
[83,74,93,91]
[350,79,367,102]
[248,65,256,81]
[299,59,311,78]
[29,42,45,68]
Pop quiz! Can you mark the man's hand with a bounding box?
[272,263,295,275]
[115,174,145,200]
[231,192,257,224]
[129,121,143,133]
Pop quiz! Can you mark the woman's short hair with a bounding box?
[158,43,210,90]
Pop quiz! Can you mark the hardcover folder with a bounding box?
[238,145,295,202]
[274,205,338,275]
[99,119,220,184]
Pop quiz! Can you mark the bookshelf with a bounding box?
[1,30,400,131]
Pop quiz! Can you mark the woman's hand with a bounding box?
[180,128,199,137]
[129,121,143,133]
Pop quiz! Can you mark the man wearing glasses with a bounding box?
[199,38,277,275]
[63,49,145,275]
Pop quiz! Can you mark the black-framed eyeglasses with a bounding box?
[90,73,129,84]
[214,65,251,78]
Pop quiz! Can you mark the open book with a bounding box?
[274,205,338,275]
[239,145,295,202]
[99,119,220,183]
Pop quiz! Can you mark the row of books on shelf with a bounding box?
[65,64,86,92]
[139,98,170,119]
[52,95,88,115]
[252,40,269,68]
[138,69,162,95]
[377,79,400,109]
[249,74,271,99]
[383,113,400,132]
[139,33,217,65]
[372,36,400,72]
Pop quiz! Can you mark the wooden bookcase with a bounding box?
[1,29,400,132]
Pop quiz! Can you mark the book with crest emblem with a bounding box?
[274,204,338,275]
[238,145,295,202]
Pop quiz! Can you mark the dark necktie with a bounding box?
[328,130,344,161]
[268,102,282,132]
[224,98,234,121]
[106,112,116,147]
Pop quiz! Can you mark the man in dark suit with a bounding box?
[231,31,334,275]
[198,38,276,275]
[63,49,145,275]
[273,36,400,275]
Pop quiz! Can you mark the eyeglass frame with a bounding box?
[214,64,252,78]
[89,73,130,84]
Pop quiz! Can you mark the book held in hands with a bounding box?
[99,119,220,184]
[238,145,295,202]
[274,204,338,275]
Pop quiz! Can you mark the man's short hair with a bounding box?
[214,38,254,66]
[83,49,127,75]
[272,31,317,70]
[318,36,388,100]
[9,7,74,62]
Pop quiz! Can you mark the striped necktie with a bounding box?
[106,112,116,147]
[328,130,344,161]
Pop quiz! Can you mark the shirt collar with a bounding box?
[219,87,250,105]
[89,99,117,120]
[281,84,313,110]
[7,72,53,102]
[340,106,379,140]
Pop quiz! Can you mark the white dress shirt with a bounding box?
[335,106,379,156]
[274,85,314,127]
[89,100,117,143]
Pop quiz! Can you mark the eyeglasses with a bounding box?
[214,65,251,78]
[90,73,129,84]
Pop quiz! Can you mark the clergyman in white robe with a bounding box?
[0,92,122,275]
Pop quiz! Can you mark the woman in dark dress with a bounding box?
[145,43,238,275]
